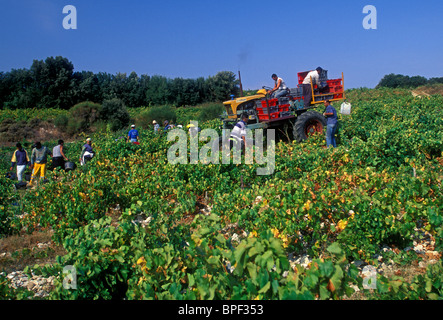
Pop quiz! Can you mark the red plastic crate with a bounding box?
[270,112,280,119]
[261,98,278,107]
[329,85,343,93]
[279,104,289,112]
[297,71,309,84]
[258,112,280,121]
[269,98,278,105]
[335,86,343,92]
[327,79,341,87]
[334,93,344,99]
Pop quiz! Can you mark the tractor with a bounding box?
[219,69,345,142]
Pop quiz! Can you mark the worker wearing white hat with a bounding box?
[153,120,160,133]
[127,124,139,143]
[80,138,95,166]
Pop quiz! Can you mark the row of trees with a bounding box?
[0,56,240,110]
[376,73,443,89]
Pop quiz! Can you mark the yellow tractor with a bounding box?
[220,69,345,142]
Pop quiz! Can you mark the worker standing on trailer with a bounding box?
[323,100,338,148]
[302,67,323,107]
[268,74,289,99]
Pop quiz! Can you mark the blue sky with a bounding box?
[0,0,442,90]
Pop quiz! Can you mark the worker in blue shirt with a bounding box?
[164,120,172,131]
[323,100,338,148]
[10,142,30,182]
[127,124,139,143]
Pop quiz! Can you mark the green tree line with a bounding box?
[376,73,443,89]
[0,56,240,110]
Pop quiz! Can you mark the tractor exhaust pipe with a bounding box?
[238,70,244,97]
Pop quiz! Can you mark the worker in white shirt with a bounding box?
[302,67,323,107]
[268,74,289,99]
[229,113,249,153]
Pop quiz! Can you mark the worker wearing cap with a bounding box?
[187,123,200,137]
[323,100,338,148]
[153,120,160,133]
[268,74,289,99]
[127,124,139,143]
[164,120,172,131]
[80,138,95,165]
[302,67,323,107]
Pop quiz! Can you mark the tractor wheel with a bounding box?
[293,110,327,142]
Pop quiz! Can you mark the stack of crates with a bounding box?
[256,97,291,121]
[256,99,275,121]
[326,79,344,99]
[289,87,303,98]
[278,96,290,114]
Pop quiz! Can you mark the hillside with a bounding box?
[412,83,443,97]
[0,87,442,300]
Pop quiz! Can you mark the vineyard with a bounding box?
[0,87,442,300]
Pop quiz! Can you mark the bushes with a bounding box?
[66,101,102,135]
[197,103,224,123]
[100,98,130,131]
[137,105,177,128]
[54,114,69,131]
[64,99,129,134]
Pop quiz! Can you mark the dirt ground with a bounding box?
[0,230,67,274]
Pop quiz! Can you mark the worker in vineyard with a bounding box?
[229,113,249,153]
[164,120,172,131]
[80,138,95,165]
[51,139,68,170]
[9,142,30,182]
[187,123,200,138]
[302,67,323,107]
[268,74,289,99]
[29,141,52,186]
[323,100,338,148]
[127,124,139,143]
[153,120,160,133]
